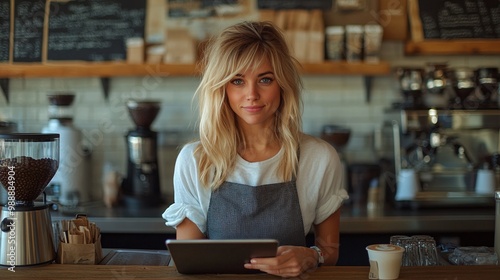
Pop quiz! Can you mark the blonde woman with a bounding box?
[163,21,348,277]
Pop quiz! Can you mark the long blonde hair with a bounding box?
[194,21,303,189]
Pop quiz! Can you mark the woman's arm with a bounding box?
[313,208,341,265]
[175,218,206,239]
[243,209,342,277]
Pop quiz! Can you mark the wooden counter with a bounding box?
[1,264,500,280]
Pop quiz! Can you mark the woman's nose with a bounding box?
[246,83,259,100]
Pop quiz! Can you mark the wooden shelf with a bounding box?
[0,61,391,78]
[405,40,500,55]
[301,61,391,76]
[0,61,390,103]
[0,62,199,78]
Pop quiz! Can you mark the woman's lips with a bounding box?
[243,105,264,113]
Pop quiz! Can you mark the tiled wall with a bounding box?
[1,42,499,202]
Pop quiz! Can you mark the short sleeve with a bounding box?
[161,142,211,234]
[296,135,349,227]
[162,203,206,231]
[314,142,349,224]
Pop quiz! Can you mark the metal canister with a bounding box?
[495,191,500,259]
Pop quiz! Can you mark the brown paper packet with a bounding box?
[57,234,102,265]
[56,215,103,264]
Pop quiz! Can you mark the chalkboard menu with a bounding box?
[257,0,332,10]
[47,0,146,61]
[418,0,500,39]
[0,0,9,62]
[13,0,45,62]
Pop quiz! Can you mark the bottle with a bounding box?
[366,178,384,215]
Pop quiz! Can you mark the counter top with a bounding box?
[50,201,495,234]
[2,264,500,280]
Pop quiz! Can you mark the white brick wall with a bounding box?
[1,42,499,202]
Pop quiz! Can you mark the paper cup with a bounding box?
[366,244,404,279]
[395,169,419,201]
[476,169,495,195]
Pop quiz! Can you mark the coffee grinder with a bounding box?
[320,125,351,200]
[122,99,163,208]
[449,67,476,109]
[396,67,425,109]
[475,67,499,109]
[42,93,89,206]
[0,133,59,266]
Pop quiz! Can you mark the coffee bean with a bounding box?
[0,156,58,203]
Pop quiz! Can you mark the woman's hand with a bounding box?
[244,245,319,278]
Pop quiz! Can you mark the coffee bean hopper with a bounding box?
[0,133,59,266]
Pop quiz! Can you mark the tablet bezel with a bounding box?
[165,239,278,274]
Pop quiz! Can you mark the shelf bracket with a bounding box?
[100,77,110,101]
[0,78,9,104]
[364,76,373,103]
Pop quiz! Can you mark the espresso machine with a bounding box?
[0,133,59,266]
[381,107,500,208]
[122,99,163,208]
[381,65,500,208]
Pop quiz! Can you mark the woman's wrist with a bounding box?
[310,246,324,267]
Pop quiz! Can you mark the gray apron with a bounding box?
[206,178,306,246]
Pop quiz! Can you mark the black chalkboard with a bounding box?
[13,0,45,62]
[257,0,332,10]
[418,0,500,39]
[0,0,10,62]
[47,0,146,61]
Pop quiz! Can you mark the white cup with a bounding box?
[476,169,495,195]
[325,26,345,61]
[395,169,419,201]
[366,244,405,279]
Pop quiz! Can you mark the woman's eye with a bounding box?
[231,79,244,85]
[260,77,273,84]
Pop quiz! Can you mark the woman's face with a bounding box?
[225,59,281,128]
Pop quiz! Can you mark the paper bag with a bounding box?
[55,214,103,264]
[57,234,102,264]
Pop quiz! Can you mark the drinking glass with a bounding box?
[390,235,419,266]
[414,235,439,266]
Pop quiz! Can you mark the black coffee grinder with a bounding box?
[396,67,425,109]
[122,99,163,208]
[475,67,499,109]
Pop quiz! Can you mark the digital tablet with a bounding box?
[165,239,278,274]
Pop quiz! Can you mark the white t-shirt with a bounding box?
[162,134,349,235]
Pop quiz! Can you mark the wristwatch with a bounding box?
[310,246,324,267]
